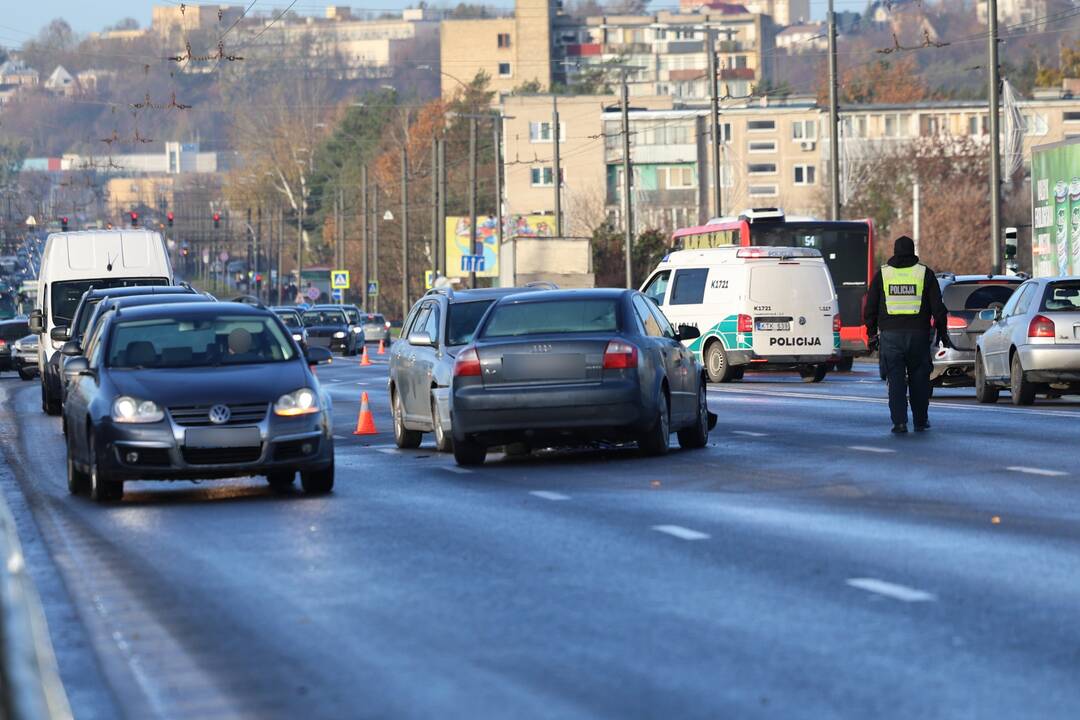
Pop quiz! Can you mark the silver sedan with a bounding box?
[975,276,1080,405]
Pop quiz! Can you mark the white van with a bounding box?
[641,246,839,383]
[31,230,174,414]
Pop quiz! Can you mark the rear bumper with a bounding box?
[1018,344,1080,381]
[932,346,976,384]
[730,351,836,367]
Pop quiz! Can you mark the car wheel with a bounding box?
[66,434,89,495]
[453,437,487,466]
[835,356,854,373]
[393,391,422,449]
[88,435,123,503]
[42,381,61,416]
[639,390,670,457]
[18,368,33,381]
[799,364,828,383]
[1010,352,1036,406]
[704,341,733,383]
[677,382,709,450]
[975,353,999,404]
[300,461,334,494]
[431,396,452,453]
[267,471,295,493]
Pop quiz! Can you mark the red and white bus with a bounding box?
[671,208,875,368]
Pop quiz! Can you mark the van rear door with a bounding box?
[748,262,835,357]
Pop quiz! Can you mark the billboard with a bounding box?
[1031,138,1080,278]
[445,215,556,279]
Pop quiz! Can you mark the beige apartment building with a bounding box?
[151,4,245,38]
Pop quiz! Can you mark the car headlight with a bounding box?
[333,331,346,338]
[112,396,164,423]
[274,388,319,416]
[351,326,362,333]
[292,333,303,342]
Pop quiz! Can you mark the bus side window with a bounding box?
[642,270,671,305]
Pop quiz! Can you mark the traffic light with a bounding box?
[129,211,139,227]
[166,211,174,228]
[60,217,68,232]
[213,212,221,229]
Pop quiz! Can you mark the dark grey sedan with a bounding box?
[449,289,712,466]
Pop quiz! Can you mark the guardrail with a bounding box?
[0,497,72,720]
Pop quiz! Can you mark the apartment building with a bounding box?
[679,0,809,27]
[151,4,246,38]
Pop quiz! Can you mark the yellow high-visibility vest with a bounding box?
[881,264,926,315]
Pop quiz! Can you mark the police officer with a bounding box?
[864,235,953,433]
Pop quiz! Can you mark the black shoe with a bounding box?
[914,421,931,432]
[891,423,908,434]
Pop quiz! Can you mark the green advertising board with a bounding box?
[1031,138,1080,278]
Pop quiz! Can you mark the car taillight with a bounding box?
[384,321,391,329]
[454,347,481,376]
[603,340,638,369]
[1028,314,1055,338]
[737,314,753,333]
[947,314,968,329]
[833,315,842,332]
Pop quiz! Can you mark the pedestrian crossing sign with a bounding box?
[331,270,350,289]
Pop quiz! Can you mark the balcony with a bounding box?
[720,67,754,80]
[564,43,602,57]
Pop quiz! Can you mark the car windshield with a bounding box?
[481,299,618,338]
[303,310,345,325]
[107,315,296,368]
[274,311,302,329]
[50,278,169,326]
[447,299,495,346]
[0,322,28,341]
[943,282,1019,311]
[1041,281,1080,312]
[343,308,361,323]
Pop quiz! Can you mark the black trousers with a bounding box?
[879,330,932,426]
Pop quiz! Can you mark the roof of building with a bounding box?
[44,65,74,88]
[777,23,825,35]
[0,59,37,75]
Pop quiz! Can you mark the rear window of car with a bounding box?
[365,314,385,324]
[481,299,618,338]
[942,281,1019,311]
[447,299,495,346]
[1040,281,1080,312]
[0,322,28,341]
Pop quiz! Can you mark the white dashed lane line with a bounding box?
[652,525,711,541]
[847,578,936,603]
[442,466,473,474]
[732,430,769,437]
[848,445,896,454]
[1006,466,1067,477]
[529,491,570,501]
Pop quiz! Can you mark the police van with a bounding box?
[641,246,840,383]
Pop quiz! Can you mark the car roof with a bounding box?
[429,286,553,304]
[495,288,630,304]
[104,294,214,310]
[939,274,1023,284]
[112,301,269,321]
[83,285,194,300]
[313,303,360,310]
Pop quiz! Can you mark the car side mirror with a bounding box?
[28,310,43,334]
[408,331,435,347]
[50,326,70,342]
[61,341,82,357]
[677,324,700,341]
[978,308,1001,322]
[305,346,333,366]
[64,356,90,377]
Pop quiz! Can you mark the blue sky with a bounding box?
[2,2,152,42]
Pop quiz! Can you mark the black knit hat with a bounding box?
[894,235,916,256]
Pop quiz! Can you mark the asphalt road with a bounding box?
[2,356,1080,719]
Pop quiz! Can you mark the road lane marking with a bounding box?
[652,525,710,541]
[529,491,569,501]
[376,448,397,455]
[847,578,936,603]
[848,445,896,454]
[732,430,768,437]
[1006,466,1067,477]
[442,466,473,474]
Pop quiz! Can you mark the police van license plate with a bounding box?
[756,321,790,331]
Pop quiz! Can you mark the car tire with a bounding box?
[300,461,334,494]
[799,364,828,383]
[975,354,999,404]
[431,396,453,453]
[267,471,295,493]
[18,368,33,381]
[88,435,123,503]
[704,341,733,383]
[42,381,61,416]
[66,436,89,495]
[393,391,422,449]
[677,383,709,450]
[835,356,854,373]
[639,391,670,457]
[1010,352,1036,406]
[453,437,487,466]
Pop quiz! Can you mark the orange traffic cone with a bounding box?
[360,344,372,366]
[377,338,386,355]
[352,391,377,435]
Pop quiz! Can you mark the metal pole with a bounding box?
[339,185,345,274]
[361,166,369,311]
[987,0,1003,274]
[255,205,261,302]
[277,206,283,304]
[246,206,253,294]
[621,71,634,288]
[437,137,447,276]
[552,98,562,237]
[707,27,722,219]
[373,186,380,313]
[912,178,920,255]
[402,146,409,315]
[494,114,505,277]
[468,116,478,288]
[827,0,841,221]
[431,138,439,280]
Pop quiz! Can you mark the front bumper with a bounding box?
[729,351,837,368]
[1018,344,1080,382]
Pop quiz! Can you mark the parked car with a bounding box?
[271,306,309,351]
[448,288,713,466]
[13,334,39,380]
[0,318,29,374]
[975,276,1080,405]
[302,307,360,355]
[362,312,392,346]
[63,302,335,502]
[931,273,1023,390]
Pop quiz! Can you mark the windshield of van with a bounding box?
[50,278,168,326]
[107,315,296,368]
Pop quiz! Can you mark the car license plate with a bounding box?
[756,321,790,331]
[185,427,261,448]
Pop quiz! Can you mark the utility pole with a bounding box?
[707,27,723,219]
[552,97,562,236]
[431,138,439,281]
[372,186,380,313]
[437,136,447,277]
[246,206,253,294]
[255,206,261,302]
[987,0,1003,274]
[495,113,505,266]
[468,116,478,288]
[402,146,410,314]
[296,200,304,301]
[620,70,634,288]
[361,166,369,311]
[277,205,284,304]
[827,0,841,221]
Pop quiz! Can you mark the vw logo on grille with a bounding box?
[208,404,232,425]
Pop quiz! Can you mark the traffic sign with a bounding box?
[460,255,485,272]
[25,216,36,227]
[330,288,343,302]
[219,251,230,262]
[306,286,320,301]
[367,281,379,296]
[425,270,435,290]
[331,269,350,289]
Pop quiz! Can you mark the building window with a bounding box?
[967,114,988,136]
[748,163,777,174]
[748,184,778,197]
[530,166,554,186]
[792,119,817,140]
[793,164,816,185]
[747,120,776,132]
[720,122,732,143]
[1023,113,1048,136]
[843,116,867,138]
[529,121,566,143]
[1065,111,1080,122]
[497,33,511,48]
[659,166,695,189]
[498,62,511,77]
[748,140,777,153]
